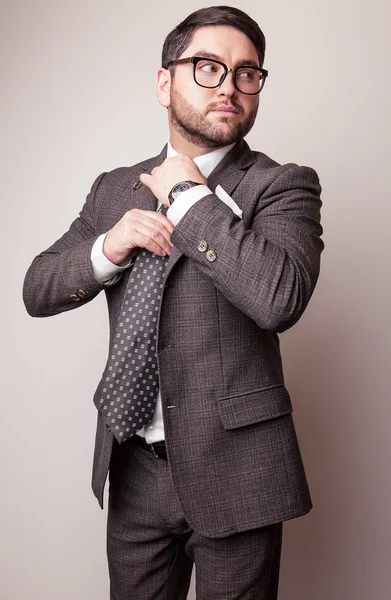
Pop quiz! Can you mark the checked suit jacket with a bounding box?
[23,139,323,539]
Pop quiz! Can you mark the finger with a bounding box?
[139,173,153,189]
[131,209,175,242]
[130,209,175,235]
[142,210,175,234]
[127,212,173,255]
[133,224,173,256]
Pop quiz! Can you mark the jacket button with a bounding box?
[105,423,111,432]
[197,240,208,252]
[70,294,80,301]
[77,289,87,299]
[133,181,142,190]
[206,250,217,262]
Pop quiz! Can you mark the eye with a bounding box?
[197,61,219,73]
[237,69,255,80]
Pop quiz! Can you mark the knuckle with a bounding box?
[143,233,151,243]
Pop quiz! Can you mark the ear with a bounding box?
[156,68,171,109]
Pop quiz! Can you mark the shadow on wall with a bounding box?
[278,302,369,599]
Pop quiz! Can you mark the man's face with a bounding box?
[168,25,260,148]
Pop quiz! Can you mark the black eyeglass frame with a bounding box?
[165,56,268,95]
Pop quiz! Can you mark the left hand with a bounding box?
[139,154,207,207]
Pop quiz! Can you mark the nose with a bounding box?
[217,69,237,97]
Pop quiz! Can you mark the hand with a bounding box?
[139,154,207,207]
[103,209,175,264]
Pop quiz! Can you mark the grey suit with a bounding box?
[23,139,323,587]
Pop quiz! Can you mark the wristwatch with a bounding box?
[168,180,202,205]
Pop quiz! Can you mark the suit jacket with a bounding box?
[23,139,323,538]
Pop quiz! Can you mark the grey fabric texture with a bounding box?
[23,139,323,538]
[108,437,283,600]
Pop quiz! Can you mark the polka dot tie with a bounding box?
[99,243,168,443]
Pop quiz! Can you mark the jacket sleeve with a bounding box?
[171,164,324,333]
[23,173,108,317]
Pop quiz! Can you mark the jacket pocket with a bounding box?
[217,384,293,430]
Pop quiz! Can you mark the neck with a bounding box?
[169,129,225,159]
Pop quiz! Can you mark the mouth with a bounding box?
[210,106,240,118]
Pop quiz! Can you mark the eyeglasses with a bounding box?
[165,56,268,95]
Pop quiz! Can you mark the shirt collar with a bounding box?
[167,141,236,179]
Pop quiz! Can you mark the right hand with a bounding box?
[103,208,175,265]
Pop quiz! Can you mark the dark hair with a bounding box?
[161,6,266,69]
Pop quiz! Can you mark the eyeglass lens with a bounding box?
[194,59,263,94]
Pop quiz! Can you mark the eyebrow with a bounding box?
[193,50,260,69]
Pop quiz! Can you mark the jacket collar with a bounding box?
[207,138,255,197]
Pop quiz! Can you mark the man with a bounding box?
[23,6,323,599]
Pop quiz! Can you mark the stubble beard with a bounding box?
[169,87,259,148]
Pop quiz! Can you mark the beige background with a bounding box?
[1,0,390,598]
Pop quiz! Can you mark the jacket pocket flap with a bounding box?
[217,385,293,430]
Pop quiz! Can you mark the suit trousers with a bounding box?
[107,437,283,600]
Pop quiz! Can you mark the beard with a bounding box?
[169,86,259,148]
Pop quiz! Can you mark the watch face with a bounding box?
[172,181,191,201]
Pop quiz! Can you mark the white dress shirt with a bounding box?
[91,141,240,443]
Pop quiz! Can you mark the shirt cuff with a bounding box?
[91,233,134,285]
[167,185,212,226]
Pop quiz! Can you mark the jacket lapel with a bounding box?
[104,148,168,229]
[207,138,255,198]
[113,146,168,287]
[127,145,168,213]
